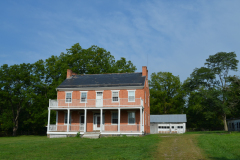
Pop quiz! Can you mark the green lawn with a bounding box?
[197,131,240,160]
[0,135,160,160]
[1,132,240,160]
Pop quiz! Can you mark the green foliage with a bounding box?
[184,52,239,131]
[0,43,136,136]
[149,72,185,114]
[76,132,80,137]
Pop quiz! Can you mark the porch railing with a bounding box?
[48,124,141,133]
[49,98,143,108]
[48,124,84,132]
[102,124,141,132]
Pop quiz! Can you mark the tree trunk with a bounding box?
[223,114,228,131]
[12,104,21,136]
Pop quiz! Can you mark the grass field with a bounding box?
[1,132,240,160]
[197,132,240,160]
[0,135,160,160]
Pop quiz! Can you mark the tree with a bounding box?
[0,63,32,136]
[205,52,238,131]
[149,72,185,114]
[184,52,239,131]
[0,43,137,136]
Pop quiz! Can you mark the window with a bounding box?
[111,112,118,124]
[172,126,174,129]
[81,92,87,103]
[128,112,135,124]
[66,92,72,103]
[64,112,71,124]
[145,92,146,103]
[128,91,135,102]
[148,96,149,107]
[80,115,84,124]
[145,113,146,125]
[112,91,119,102]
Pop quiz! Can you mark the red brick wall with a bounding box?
[56,67,150,133]
[87,111,93,132]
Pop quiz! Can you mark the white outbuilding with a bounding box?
[150,114,187,134]
[227,118,240,131]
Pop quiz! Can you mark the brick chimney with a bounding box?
[142,66,148,79]
[66,69,77,79]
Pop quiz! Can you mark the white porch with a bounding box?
[47,107,145,135]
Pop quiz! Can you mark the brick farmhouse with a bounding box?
[47,66,150,137]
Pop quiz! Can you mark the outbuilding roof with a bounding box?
[150,114,187,123]
[57,72,145,89]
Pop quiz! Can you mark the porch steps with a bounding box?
[82,132,100,139]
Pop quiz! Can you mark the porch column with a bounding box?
[142,110,144,132]
[67,109,70,132]
[140,108,142,132]
[84,109,87,133]
[100,108,103,133]
[118,108,120,133]
[47,108,50,132]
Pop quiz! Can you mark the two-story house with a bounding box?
[47,66,150,138]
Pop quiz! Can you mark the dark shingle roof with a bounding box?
[150,114,187,123]
[57,72,145,88]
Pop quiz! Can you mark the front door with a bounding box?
[96,92,103,107]
[93,115,101,130]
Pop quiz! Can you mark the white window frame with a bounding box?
[111,90,119,102]
[65,91,72,103]
[80,91,88,103]
[64,112,71,125]
[111,112,118,125]
[128,90,135,102]
[128,111,135,125]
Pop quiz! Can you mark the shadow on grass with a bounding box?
[184,131,239,135]
[209,157,237,160]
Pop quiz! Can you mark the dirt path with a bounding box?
[154,134,208,160]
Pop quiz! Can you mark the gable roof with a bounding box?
[57,72,145,89]
[150,114,187,123]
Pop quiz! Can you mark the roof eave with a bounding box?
[56,86,144,91]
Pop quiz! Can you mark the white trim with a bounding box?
[47,132,143,135]
[47,109,50,132]
[65,92,72,103]
[96,91,103,107]
[95,90,104,92]
[128,90,135,102]
[111,112,118,125]
[84,109,87,132]
[64,112,72,125]
[111,90,119,102]
[128,111,136,125]
[118,108,120,132]
[80,91,88,103]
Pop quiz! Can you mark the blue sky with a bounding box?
[1,0,240,81]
